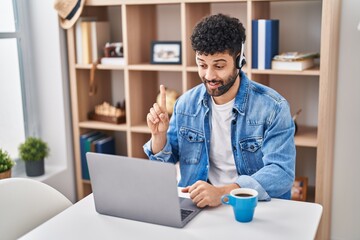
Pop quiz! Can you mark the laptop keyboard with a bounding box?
[181,209,194,221]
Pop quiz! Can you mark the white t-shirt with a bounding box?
[208,97,238,186]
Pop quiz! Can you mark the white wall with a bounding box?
[26,1,76,202]
[331,0,360,239]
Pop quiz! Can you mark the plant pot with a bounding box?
[25,159,45,177]
[0,169,11,179]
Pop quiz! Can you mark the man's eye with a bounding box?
[215,65,224,69]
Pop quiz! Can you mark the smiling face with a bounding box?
[196,52,240,104]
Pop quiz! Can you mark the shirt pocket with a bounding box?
[239,137,264,175]
[179,127,205,165]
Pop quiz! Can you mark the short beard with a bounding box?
[202,69,239,97]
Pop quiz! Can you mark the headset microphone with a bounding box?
[217,71,239,92]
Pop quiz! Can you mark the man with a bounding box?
[144,14,295,208]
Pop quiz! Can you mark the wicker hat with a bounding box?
[54,0,85,29]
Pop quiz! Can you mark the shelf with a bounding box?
[78,121,128,131]
[82,180,91,185]
[251,65,320,76]
[85,0,122,6]
[294,126,317,147]
[86,0,244,5]
[75,64,125,70]
[186,66,198,72]
[131,124,151,133]
[128,64,183,71]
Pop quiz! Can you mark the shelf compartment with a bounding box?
[76,70,112,122]
[130,132,151,158]
[294,126,317,147]
[185,71,201,90]
[126,4,181,65]
[128,70,182,126]
[76,5,123,65]
[79,121,128,131]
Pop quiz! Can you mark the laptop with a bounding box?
[86,152,202,228]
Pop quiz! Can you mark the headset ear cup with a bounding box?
[236,54,246,69]
[241,56,246,68]
[236,42,246,69]
[236,55,241,69]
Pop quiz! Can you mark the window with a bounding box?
[0,0,37,159]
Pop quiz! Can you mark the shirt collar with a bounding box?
[233,70,250,115]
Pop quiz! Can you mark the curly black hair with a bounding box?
[191,13,246,57]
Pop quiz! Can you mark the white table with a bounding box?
[20,190,322,240]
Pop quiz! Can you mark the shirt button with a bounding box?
[250,145,255,150]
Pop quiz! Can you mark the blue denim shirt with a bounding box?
[144,71,296,201]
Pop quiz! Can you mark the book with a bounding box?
[252,19,279,69]
[81,21,93,64]
[95,136,115,154]
[80,131,99,179]
[273,52,319,61]
[100,57,125,65]
[90,21,110,63]
[271,58,314,71]
[75,17,96,64]
[75,20,83,64]
[81,132,105,180]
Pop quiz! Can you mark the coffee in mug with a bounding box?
[235,193,253,197]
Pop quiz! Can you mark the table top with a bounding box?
[20,190,322,240]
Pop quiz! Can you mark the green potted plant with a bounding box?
[0,148,15,179]
[19,137,50,177]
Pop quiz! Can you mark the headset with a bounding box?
[236,42,246,69]
[194,42,246,69]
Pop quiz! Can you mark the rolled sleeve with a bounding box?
[143,139,173,162]
[236,175,271,201]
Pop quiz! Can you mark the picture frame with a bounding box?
[291,176,308,201]
[151,41,182,64]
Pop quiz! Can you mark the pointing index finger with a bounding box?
[160,85,167,112]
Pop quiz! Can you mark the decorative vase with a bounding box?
[0,169,11,179]
[25,159,45,177]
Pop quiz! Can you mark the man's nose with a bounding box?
[204,68,217,80]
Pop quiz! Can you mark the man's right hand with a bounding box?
[146,85,170,153]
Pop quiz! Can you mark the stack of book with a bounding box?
[80,131,116,180]
[271,52,320,71]
[75,18,110,64]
